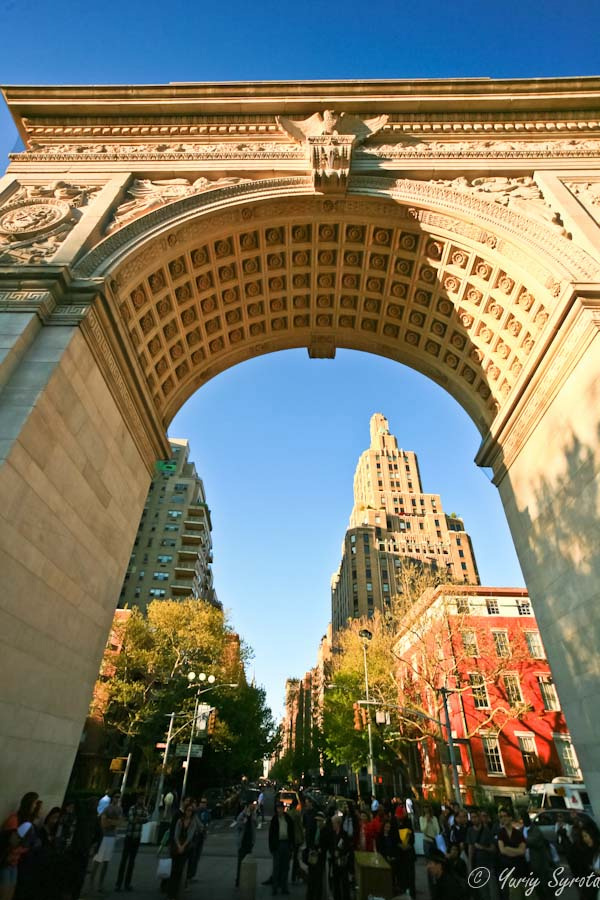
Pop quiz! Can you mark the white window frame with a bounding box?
[462,630,479,657]
[553,733,582,780]
[481,733,505,775]
[538,675,561,711]
[492,629,511,658]
[503,672,523,705]
[525,631,546,659]
[516,732,539,773]
[469,672,490,709]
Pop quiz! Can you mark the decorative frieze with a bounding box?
[107,176,254,233]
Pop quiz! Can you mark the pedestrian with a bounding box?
[426,847,470,899]
[234,801,257,888]
[568,824,600,900]
[168,802,199,900]
[69,797,98,900]
[115,792,148,892]
[521,812,553,900]
[328,814,352,900]
[268,801,294,896]
[419,803,440,858]
[288,799,304,883]
[497,808,527,900]
[466,809,498,900]
[306,812,328,900]
[376,820,399,892]
[302,797,317,866]
[397,814,416,899]
[257,790,265,828]
[188,797,210,882]
[89,790,122,894]
[1,793,39,900]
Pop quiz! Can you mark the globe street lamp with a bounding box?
[358,628,376,798]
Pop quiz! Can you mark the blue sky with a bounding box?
[1,0,599,719]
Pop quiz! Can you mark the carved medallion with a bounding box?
[0,199,70,237]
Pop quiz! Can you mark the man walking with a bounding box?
[115,793,148,892]
[268,801,294,895]
[234,800,257,888]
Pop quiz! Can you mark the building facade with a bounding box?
[119,438,218,610]
[331,414,479,634]
[394,585,580,806]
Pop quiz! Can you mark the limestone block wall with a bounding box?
[0,323,149,814]
[497,302,600,810]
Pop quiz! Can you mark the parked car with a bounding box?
[529,809,597,844]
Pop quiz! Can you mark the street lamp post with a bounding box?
[358,628,376,798]
[437,686,462,806]
[182,672,215,801]
[151,710,176,824]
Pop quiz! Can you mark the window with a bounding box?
[170,494,185,503]
[458,550,464,558]
[493,630,511,658]
[366,583,372,591]
[486,598,500,615]
[174,483,187,492]
[350,535,356,543]
[149,588,166,598]
[164,524,179,532]
[517,734,539,773]
[525,631,545,659]
[554,735,582,779]
[161,539,177,547]
[168,510,183,520]
[157,554,173,564]
[153,572,169,581]
[517,599,532,616]
[504,673,523,705]
[469,673,490,709]
[461,562,467,571]
[538,676,560,711]
[481,735,504,774]
[462,630,479,657]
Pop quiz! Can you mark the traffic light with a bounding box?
[353,702,361,730]
[360,707,369,728]
[207,709,217,735]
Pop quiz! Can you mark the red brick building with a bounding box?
[394,585,581,807]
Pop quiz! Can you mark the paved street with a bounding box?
[83,815,431,900]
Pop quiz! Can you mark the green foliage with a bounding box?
[98,599,275,784]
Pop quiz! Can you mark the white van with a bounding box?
[529,777,593,814]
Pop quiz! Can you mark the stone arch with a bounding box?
[74,178,595,442]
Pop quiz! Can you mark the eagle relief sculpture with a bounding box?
[277,110,388,191]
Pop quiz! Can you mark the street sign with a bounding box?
[175,744,203,758]
[195,704,212,732]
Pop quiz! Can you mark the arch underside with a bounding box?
[77,184,589,437]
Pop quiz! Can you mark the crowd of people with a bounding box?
[2,786,600,900]
[236,791,600,900]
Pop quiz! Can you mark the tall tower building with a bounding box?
[331,414,479,634]
[118,438,219,611]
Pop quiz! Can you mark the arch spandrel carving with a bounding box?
[71,183,580,438]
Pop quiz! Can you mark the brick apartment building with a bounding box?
[394,585,581,806]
